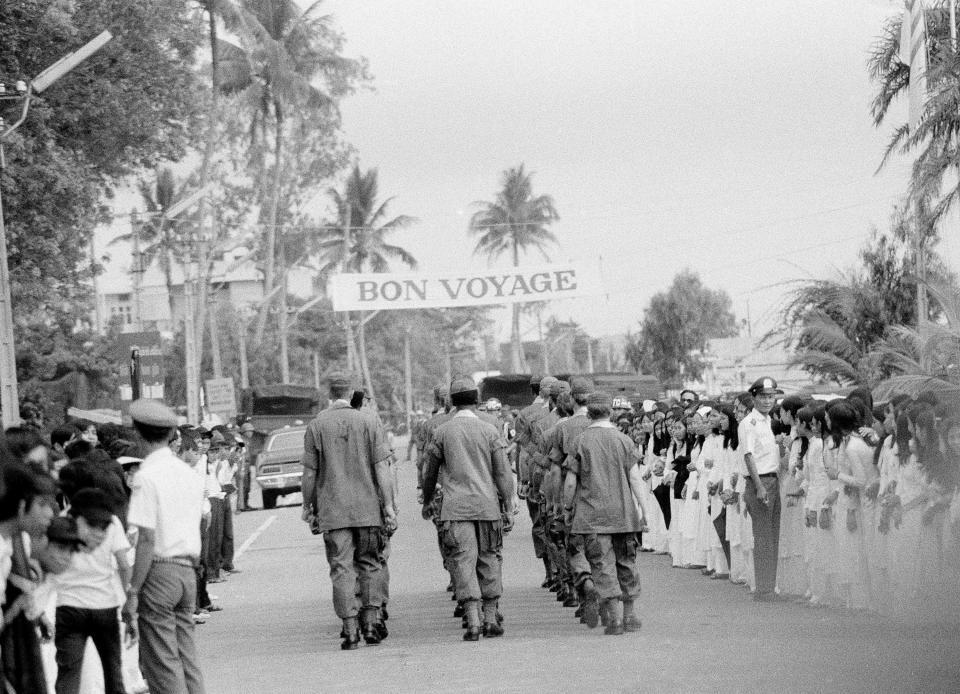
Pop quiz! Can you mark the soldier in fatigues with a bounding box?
[544,377,594,614]
[300,372,397,650]
[563,391,647,635]
[419,385,456,594]
[422,376,516,640]
[515,375,557,587]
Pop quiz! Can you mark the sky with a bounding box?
[98,0,960,342]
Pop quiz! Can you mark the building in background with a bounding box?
[98,250,263,335]
[694,335,816,397]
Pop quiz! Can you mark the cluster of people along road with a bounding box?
[0,403,254,693]
[307,370,960,651]
[505,376,960,623]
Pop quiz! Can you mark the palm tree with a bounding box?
[871,273,960,386]
[469,165,559,373]
[216,0,366,345]
[869,5,955,274]
[110,168,189,324]
[316,165,418,400]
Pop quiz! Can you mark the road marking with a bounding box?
[234,514,277,560]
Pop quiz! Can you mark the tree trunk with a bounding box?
[254,100,285,346]
[280,271,290,383]
[357,312,377,404]
[509,238,524,373]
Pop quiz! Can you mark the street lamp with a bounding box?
[0,30,112,428]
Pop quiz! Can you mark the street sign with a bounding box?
[205,377,237,416]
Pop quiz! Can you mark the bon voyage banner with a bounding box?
[328,265,591,311]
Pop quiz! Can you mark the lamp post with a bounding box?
[0,31,112,428]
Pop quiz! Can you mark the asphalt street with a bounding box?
[196,451,960,694]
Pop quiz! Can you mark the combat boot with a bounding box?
[341,617,360,650]
[462,600,481,641]
[580,578,600,629]
[481,599,504,638]
[623,600,641,632]
[360,607,382,645]
[603,599,624,636]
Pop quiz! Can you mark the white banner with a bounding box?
[329,265,590,311]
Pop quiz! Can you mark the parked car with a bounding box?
[255,425,307,509]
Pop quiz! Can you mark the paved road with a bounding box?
[197,455,960,694]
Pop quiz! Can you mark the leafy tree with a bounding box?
[1,0,206,415]
[870,3,958,224]
[634,269,738,387]
[470,164,559,373]
[768,217,945,387]
[216,0,368,345]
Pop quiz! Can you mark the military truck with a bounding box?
[240,385,322,508]
[478,372,661,410]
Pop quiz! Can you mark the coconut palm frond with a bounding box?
[788,350,860,385]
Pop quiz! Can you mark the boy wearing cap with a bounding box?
[124,399,206,694]
[300,372,396,650]
[52,488,131,694]
[738,378,784,602]
[422,376,516,641]
[562,392,647,635]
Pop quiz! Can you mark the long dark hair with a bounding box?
[847,386,874,426]
[796,402,824,464]
[716,404,738,451]
[913,409,954,490]
[825,399,859,449]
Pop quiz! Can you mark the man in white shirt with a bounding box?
[123,399,206,694]
[54,488,131,694]
[736,377,784,601]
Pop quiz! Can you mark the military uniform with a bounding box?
[515,376,557,579]
[301,376,394,649]
[422,377,514,640]
[567,393,645,635]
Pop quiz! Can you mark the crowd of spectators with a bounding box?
[0,415,249,693]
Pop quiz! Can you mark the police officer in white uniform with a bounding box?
[123,399,206,694]
[736,378,784,602]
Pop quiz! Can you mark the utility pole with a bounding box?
[403,327,413,437]
[313,352,321,390]
[131,212,143,332]
[0,30,112,428]
[208,293,223,379]
[586,339,595,374]
[537,308,548,374]
[238,317,249,389]
[184,268,200,423]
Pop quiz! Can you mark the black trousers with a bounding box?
[54,606,124,694]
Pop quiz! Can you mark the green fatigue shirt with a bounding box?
[515,399,549,484]
[569,420,643,534]
[549,411,591,472]
[530,409,559,471]
[301,401,392,533]
[422,410,512,522]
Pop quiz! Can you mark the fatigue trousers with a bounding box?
[527,498,547,559]
[138,562,205,694]
[545,511,570,586]
[323,527,385,619]
[580,533,641,601]
[744,475,781,595]
[444,520,504,603]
